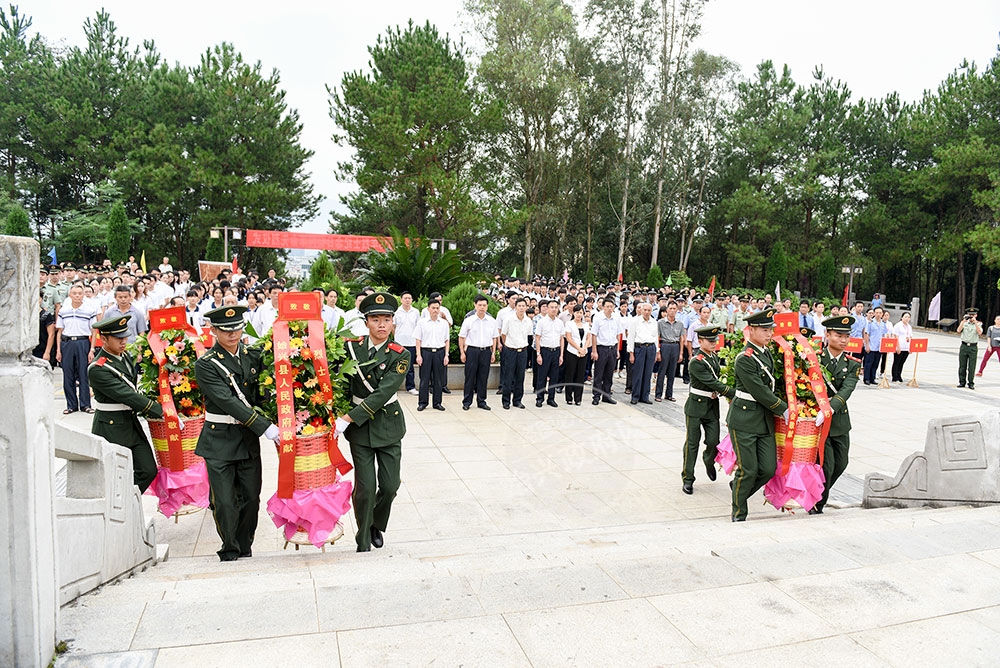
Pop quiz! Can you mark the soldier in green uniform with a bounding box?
[195,305,278,562]
[87,314,164,492]
[682,325,735,494]
[334,292,409,552]
[811,315,862,514]
[957,308,983,389]
[41,265,68,316]
[726,308,788,522]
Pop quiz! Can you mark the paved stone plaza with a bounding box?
[55,329,1000,667]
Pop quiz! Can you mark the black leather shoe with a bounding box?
[513,402,526,409]
[639,399,653,405]
[478,403,491,411]
[219,553,239,562]
[592,398,601,405]
[602,397,617,405]
[433,404,445,411]
[462,405,470,410]
[705,461,717,482]
[808,507,823,515]
[239,550,252,558]
[630,399,638,405]
[370,527,384,548]
[969,385,976,390]
[682,483,693,495]
[503,403,510,410]
[536,400,544,407]
[575,400,581,406]
[356,545,370,552]
[417,404,427,411]
[442,387,451,393]
[732,516,745,522]
[547,400,558,408]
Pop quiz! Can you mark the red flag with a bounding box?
[231,254,239,275]
[707,276,716,298]
[617,270,623,282]
[841,284,849,306]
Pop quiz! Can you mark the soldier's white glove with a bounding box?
[814,411,825,427]
[264,424,280,441]
[782,408,790,422]
[334,417,350,437]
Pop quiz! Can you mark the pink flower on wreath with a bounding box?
[168,371,183,386]
[295,409,310,431]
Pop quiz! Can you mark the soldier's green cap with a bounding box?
[47,265,59,274]
[740,294,751,302]
[966,307,979,315]
[799,326,815,338]
[822,315,855,333]
[205,305,247,331]
[696,325,722,340]
[360,291,398,317]
[746,308,776,327]
[93,313,131,338]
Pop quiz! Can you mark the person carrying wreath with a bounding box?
[681,325,735,495]
[726,308,788,522]
[195,305,279,562]
[88,313,164,493]
[334,292,409,552]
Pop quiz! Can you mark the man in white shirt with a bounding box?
[321,288,346,332]
[56,284,98,413]
[458,294,498,410]
[590,298,621,405]
[494,291,519,397]
[344,292,370,338]
[393,291,421,395]
[533,299,564,408]
[421,291,453,326]
[811,301,827,339]
[158,256,173,273]
[414,300,451,411]
[256,284,281,335]
[500,297,533,409]
[627,302,659,404]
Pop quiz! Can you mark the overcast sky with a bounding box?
[22,1,1000,233]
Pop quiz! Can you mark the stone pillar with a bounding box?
[0,236,57,667]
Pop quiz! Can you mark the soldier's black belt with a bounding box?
[635,342,655,347]
[505,346,526,352]
[540,346,560,351]
[423,347,443,353]
[62,335,90,341]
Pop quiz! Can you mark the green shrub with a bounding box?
[3,205,31,237]
[645,264,665,289]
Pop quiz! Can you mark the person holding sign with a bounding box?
[88,314,165,493]
[810,315,862,514]
[195,306,278,561]
[336,292,409,552]
[976,315,1000,377]
[957,308,983,389]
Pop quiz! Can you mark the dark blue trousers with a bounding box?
[62,338,92,411]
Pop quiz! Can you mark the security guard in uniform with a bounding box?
[682,325,735,494]
[811,315,862,514]
[727,308,787,521]
[334,292,409,552]
[87,314,164,492]
[195,305,278,561]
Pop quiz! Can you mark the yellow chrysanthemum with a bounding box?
[294,388,305,399]
[301,424,316,436]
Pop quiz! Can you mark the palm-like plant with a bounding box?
[357,225,484,297]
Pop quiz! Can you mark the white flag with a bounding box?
[927,291,941,321]
[775,281,781,302]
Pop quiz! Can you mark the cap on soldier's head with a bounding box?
[361,291,398,317]
[823,315,855,333]
[746,308,776,327]
[799,326,815,338]
[692,294,704,302]
[740,293,751,302]
[966,307,979,315]
[696,325,722,341]
[93,313,132,338]
[205,305,248,331]
[48,265,59,274]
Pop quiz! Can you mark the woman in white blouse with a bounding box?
[890,311,913,382]
[563,305,592,406]
[131,280,151,318]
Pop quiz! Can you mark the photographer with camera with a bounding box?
[957,307,983,390]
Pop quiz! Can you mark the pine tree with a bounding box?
[105,201,130,262]
[3,204,31,237]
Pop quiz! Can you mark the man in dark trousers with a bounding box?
[681,325,734,494]
[336,292,410,552]
[811,315,862,514]
[195,305,278,562]
[726,308,788,522]
[87,313,164,492]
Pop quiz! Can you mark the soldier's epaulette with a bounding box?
[93,356,107,367]
[344,337,363,343]
[695,354,705,361]
[387,341,405,354]
[743,349,753,358]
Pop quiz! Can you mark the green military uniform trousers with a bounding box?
[350,440,401,551]
[815,434,849,513]
[959,342,977,387]
[204,452,262,558]
[730,429,777,520]
[683,415,719,485]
